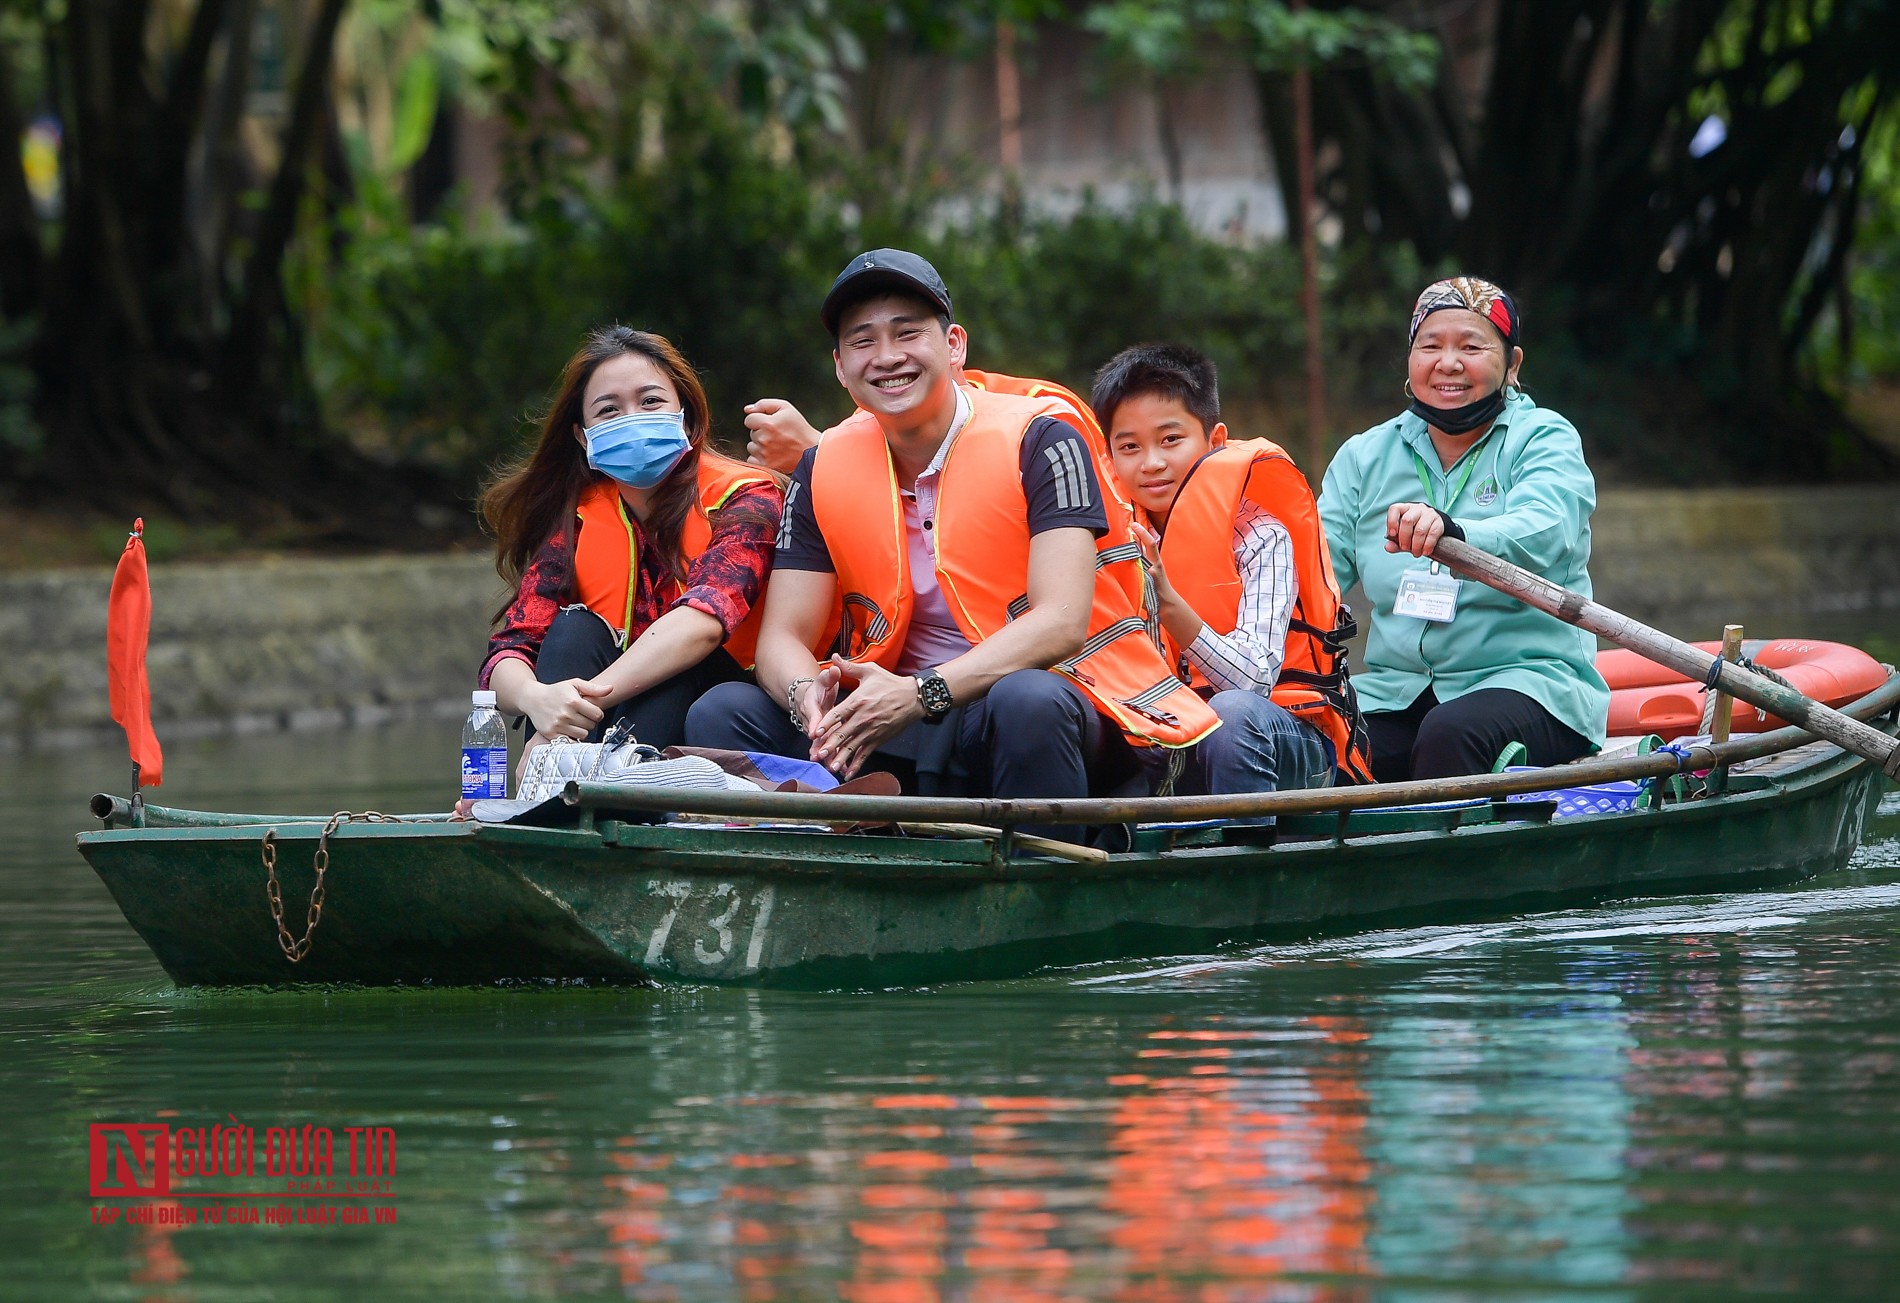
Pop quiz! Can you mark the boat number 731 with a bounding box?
[639,881,776,972]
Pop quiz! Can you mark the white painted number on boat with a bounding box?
[643,880,692,966]
[640,881,775,972]
[694,884,740,965]
[744,886,775,972]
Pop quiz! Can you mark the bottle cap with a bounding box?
[472,690,497,708]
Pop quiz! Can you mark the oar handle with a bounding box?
[1432,536,1900,780]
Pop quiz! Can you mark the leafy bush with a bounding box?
[309,123,1421,484]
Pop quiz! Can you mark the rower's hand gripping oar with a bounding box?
[1429,536,1900,779]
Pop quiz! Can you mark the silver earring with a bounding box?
[1402,379,1415,399]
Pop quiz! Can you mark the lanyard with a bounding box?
[614,495,639,644]
[1409,433,1493,513]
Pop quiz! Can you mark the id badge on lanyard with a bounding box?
[1398,436,1491,625]
[1393,561,1460,623]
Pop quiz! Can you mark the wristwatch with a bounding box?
[914,669,954,722]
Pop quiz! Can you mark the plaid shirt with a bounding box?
[480,482,782,686]
[1182,499,1298,695]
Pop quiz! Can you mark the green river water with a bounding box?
[4,721,1900,1300]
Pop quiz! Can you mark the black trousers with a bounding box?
[532,605,746,751]
[1366,686,1591,783]
[684,668,1138,843]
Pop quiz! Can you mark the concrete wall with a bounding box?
[2,553,508,750]
[4,488,1896,751]
[1585,487,1900,631]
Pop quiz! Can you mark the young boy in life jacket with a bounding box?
[1091,344,1374,807]
[685,250,1218,841]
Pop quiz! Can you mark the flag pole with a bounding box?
[109,516,162,826]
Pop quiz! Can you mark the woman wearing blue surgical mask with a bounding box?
[479,326,784,754]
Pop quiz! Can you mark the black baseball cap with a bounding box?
[820,249,953,337]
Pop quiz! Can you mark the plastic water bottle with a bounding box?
[461,690,508,801]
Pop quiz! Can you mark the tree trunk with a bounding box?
[15,0,452,540]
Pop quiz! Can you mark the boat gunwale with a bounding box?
[76,727,1881,887]
[553,672,1900,829]
[80,674,1898,854]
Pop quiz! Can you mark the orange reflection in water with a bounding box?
[843,1103,1080,1303]
[129,1199,190,1303]
[1102,1017,1371,1298]
[593,1018,1371,1298]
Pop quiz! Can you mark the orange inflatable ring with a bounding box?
[1598,638,1889,740]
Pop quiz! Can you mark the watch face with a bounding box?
[918,672,953,718]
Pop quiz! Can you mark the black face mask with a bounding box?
[1409,383,1507,436]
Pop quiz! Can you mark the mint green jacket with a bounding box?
[1318,391,1610,748]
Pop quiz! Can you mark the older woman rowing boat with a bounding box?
[1318,277,1610,781]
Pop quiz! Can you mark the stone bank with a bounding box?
[3,487,1896,750]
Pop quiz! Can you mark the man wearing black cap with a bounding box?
[685,249,1216,837]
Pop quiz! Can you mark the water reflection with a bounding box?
[1364,971,1634,1295]
[575,1012,1381,1300]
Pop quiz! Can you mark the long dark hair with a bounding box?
[480,326,753,600]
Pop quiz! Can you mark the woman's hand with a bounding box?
[808,656,922,779]
[525,678,613,740]
[1385,501,1447,558]
[743,398,821,473]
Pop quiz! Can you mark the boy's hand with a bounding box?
[743,399,821,473]
[1133,520,1180,604]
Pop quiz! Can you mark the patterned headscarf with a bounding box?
[1408,277,1518,350]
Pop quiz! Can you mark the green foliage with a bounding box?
[0,316,39,458]
[310,128,1416,481]
[310,112,852,474]
[936,200,1314,402]
[1085,0,1437,89]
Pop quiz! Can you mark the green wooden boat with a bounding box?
[77,674,1899,991]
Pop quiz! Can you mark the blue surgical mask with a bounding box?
[584,410,692,489]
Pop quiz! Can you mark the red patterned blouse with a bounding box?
[480,482,782,687]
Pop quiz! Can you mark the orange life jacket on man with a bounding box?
[809,387,1219,748]
[961,369,1146,614]
[572,454,777,668]
[1156,438,1375,781]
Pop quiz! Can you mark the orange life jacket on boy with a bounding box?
[1156,438,1375,781]
[809,387,1218,748]
[572,455,777,668]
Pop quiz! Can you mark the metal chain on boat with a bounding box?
[262,811,399,963]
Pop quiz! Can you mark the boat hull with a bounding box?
[78,738,1890,990]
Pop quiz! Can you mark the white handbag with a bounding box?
[515,722,760,803]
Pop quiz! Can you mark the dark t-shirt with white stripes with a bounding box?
[776,416,1109,572]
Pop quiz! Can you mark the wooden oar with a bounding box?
[1432,535,1900,779]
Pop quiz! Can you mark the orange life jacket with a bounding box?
[809,387,1218,748]
[572,455,777,668]
[1156,438,1375,782]
[961,369,1146,614]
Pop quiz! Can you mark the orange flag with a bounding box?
[107,518,163,787]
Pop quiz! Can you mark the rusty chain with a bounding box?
[262,811,400,963]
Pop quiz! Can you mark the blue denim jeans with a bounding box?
[1176,690,1334,810]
